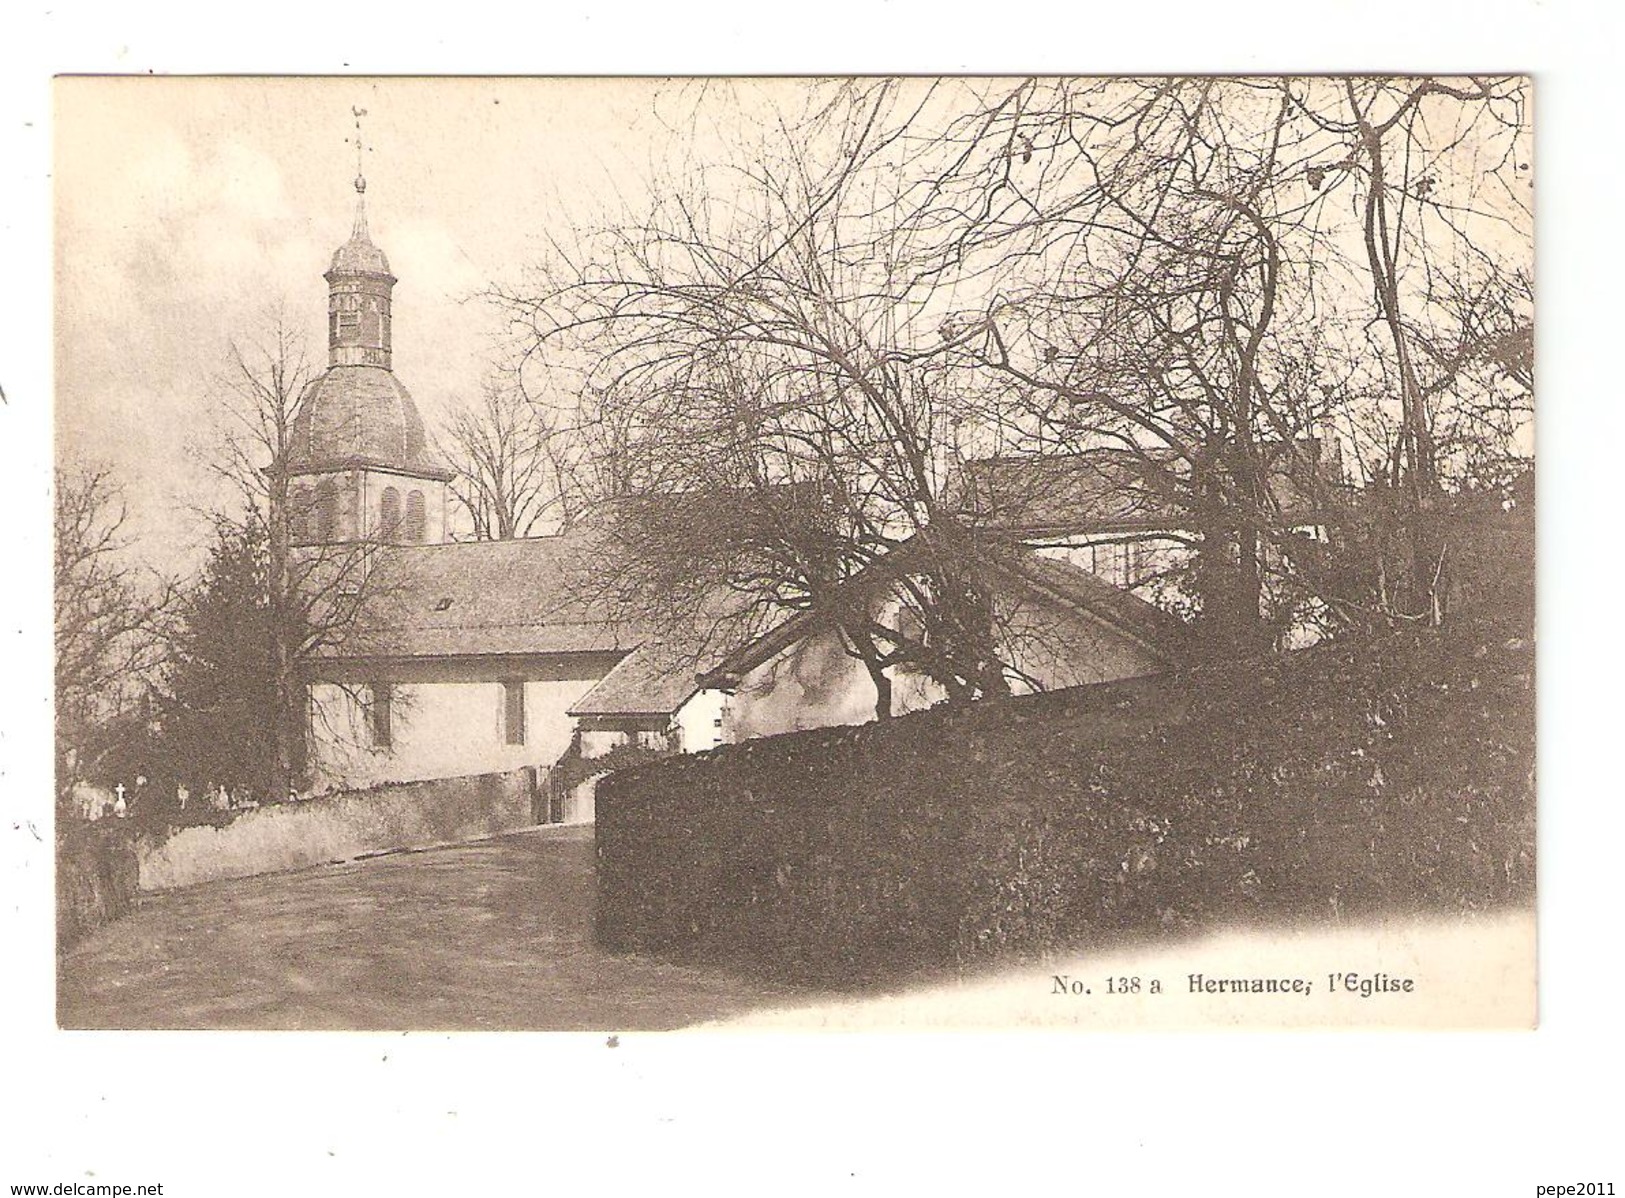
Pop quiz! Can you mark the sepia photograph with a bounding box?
[50,74,1537,1034]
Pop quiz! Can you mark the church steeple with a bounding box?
[324,108,394,370]
[285,109,453,550]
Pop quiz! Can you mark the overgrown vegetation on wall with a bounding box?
[57,821,142,951]
[596,605,1534,985]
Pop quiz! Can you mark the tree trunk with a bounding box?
[866,659,893,721]
[267,460,300,798]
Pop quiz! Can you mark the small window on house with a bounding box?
[368,683,393,750]
[503,681,526,746]
[380,487,402,541]
[338,310,361,339]
[405,490,426,543]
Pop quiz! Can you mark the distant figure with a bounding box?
[177,784,190,812]
[213,784,230,812]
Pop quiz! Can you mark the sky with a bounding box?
[54,76,758,566]
[55,75,1538,571]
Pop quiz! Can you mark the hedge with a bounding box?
[596,609,1534,985]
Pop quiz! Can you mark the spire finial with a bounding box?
[348,106,369,194]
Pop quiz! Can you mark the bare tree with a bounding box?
[437,376,583,539]
[1250,78,1532,624]
[495,87,1068,713]
[495,76,1531,711]
[185,317,403,796]
[869,75,1531,639]
[54,461,173,801]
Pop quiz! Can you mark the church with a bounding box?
[290,175,1191,817]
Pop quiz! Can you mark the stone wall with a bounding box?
[138,768,535,892]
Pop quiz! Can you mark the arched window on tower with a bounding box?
[379,487,402,542]
[290,484,312,542]
[337,293,360,340]
[405,490,426,543]
[315,478,338,542]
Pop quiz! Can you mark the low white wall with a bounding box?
[137,768,535,893]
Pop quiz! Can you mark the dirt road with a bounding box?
[58,826,809,1031]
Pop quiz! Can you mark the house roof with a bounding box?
[956,441,1341,539]
[696,537,1191,693]
[997,548,1192,659]
[568,643,708,718]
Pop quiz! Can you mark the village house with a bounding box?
[294,179,1192,816]
[958,441,1345,593]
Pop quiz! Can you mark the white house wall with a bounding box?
[716,596,1164,745]
[674,688,729,754]
[723,628,904,742]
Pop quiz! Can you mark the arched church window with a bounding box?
[380,487,402,541]
[315,478,338,542]
[405,490,426,543]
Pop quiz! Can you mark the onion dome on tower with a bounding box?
[285,113,453,548]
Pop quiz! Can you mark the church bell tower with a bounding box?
[284,111,454,548]
[325,171,395,371]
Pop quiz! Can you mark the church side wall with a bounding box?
[309,675,599,790]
